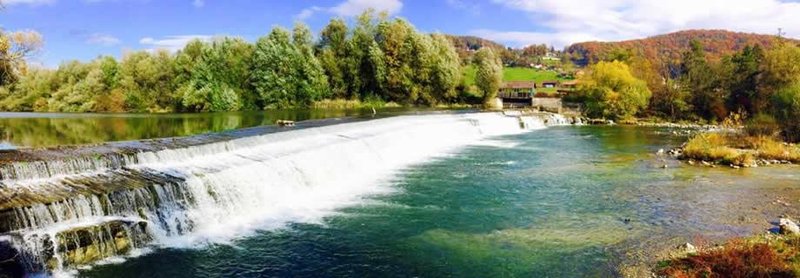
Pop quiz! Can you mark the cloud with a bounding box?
[85,33,121,46]
[295,0,402,20]
[3,0,55,6]
[192,0,203,8]
[445,0,480,15]
[139,35,212,52]
[329,0,402,17]
[486,0,800,47]
[295,6,323,21]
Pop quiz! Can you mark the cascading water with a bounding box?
[0,112,569,276]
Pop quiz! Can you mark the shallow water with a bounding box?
[76,125,800,277]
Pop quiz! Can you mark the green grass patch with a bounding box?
[463,66,567,86]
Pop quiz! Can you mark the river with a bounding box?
[0,112,798,277]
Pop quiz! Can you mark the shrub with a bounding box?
[683,133,740,163]
[744,114,781,137]
[659,239,794,278]
[744,136,800,162]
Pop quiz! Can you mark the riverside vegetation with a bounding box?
[0,10,507,113]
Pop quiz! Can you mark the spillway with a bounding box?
[0,112,558,276]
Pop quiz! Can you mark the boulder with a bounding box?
[779,218,800,235]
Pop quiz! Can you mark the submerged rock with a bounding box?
[779,218,800,235]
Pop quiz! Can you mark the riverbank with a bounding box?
[656,225,800,277]
[670,133,800,168]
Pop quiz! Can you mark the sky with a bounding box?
[2,0,800,67]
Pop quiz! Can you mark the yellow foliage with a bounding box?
[683,133,740,163]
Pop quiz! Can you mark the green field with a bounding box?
[464,66,564,86]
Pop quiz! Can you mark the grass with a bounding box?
[657,235,800,278]
[463,66,568,86]
[682,132,800,165]
[312,99,400,109]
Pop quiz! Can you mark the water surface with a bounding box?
[79,126,800,277]
[0,108,423,149]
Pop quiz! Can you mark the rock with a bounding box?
[701,161,711,166]
[678,243,698,254]
[779,218,800,235]
[687,160,695,165]
[657,149,665,155]
[661,164,668,169]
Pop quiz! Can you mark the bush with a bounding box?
[744,114,781,137]
[744,136,800,162]
[658,239,795,278]
[683,133,740,163]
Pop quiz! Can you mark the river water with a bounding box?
[52,122,795,277]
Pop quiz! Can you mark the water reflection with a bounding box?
[0,108,412,148]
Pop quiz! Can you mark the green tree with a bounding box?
[251,26,328,108]
[761,41,800,113]
[772,82,800,141]
[578,60,651,119]
[680,40,727,120]
[318,18,351,99]
[726,45,763,114]
[473,47,503,105]
[180,38,253,112]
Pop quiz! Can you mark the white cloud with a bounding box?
[485,0,800,47]
[295,6,323,21]
[3,0,55,6]
[192,0,204,8]
[295,0,402,20]
[445,0,480,15]
[139,35,212,52]
[86,33,121,46]
[329,0,402,17]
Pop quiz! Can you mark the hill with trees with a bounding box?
[565,30,792,66]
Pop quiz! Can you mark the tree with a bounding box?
[726,45,764,114]
[578,60,651,119]
[473,47,503,105]
[761,41,800,113]
[427,34,462,103]
[772,82,800,142]
[251,26,328,108]
[681,40,727,120]
[318,18,351,99]
[0,30,42,85]
[376,18,418,104]
[180,37,253,112]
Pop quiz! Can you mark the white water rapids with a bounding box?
[0,112,565,276]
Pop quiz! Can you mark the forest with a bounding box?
[0,11,506,113]
[569,37,800,142]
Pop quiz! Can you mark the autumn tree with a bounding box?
[578,61,651,119]
[0,30,43,85]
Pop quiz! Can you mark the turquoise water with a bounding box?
[79,126,800,277]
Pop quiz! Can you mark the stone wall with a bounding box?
[532,97,563,112]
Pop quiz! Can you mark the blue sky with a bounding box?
[2,0,800,67]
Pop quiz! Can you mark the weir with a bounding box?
[0,112,569,276]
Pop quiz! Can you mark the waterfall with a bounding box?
[0,112,539,276]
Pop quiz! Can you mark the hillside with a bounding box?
[565,30,789,66]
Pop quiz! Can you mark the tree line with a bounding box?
[572,38,800,141]
[0,11,506,113]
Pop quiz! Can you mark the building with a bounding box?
[498,81,537,107]
[541,80,559,88]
